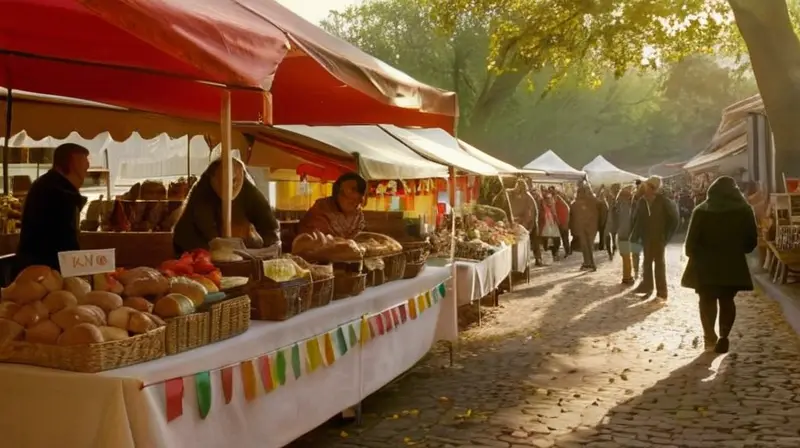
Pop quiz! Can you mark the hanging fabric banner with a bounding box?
[195,371,212,419]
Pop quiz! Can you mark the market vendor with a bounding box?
[297,172,367,239]
[172,157,279,255]
[16,143,90,272]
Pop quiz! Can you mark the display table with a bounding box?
[512,233,531,274]
[450,245,512,306]
[0,266,451,448]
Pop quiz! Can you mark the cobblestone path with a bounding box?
[291,243,800,448]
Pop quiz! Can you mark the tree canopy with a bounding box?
[322,0,756,170]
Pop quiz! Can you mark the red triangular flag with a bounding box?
[165,377,184,422]
[259,356,275,392]
[221,366,234,404]
[374,314,386,335]
[382,310,393,332]
[398,304,408,323]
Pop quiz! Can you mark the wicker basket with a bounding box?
[215,258,261,280]
[402,241,431,265]
[383,253,407,282]
[403,261,426,279]
[0,327,166,373]
[307,276,334,310]
[165,312,210,355]
[249,277,312,320]
[208,294,251,343]
[367,268,386,287]
[334,273,367,300]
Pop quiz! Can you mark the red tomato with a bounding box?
[206,270,222,287]
[193,260,216,275]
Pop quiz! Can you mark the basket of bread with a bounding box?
[283,255,334,311]
[0,266,166,373]
[245,257,312,320]
[354,232,405,282]
[400,239,431,280]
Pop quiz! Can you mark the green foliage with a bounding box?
[322,0,757,170]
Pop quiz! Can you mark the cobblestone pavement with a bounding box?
[291,242,800,448]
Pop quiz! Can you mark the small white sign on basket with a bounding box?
[58,248,116,277]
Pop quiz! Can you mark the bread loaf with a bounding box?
[0,318,24,343]
[80,305,107,326]
[189,275,219,293]
[82,291,123,312]
[12,301,50,328]
[98,326,129,341]
[128,312,157,334]
[15,265,63,292]
[169,277,207,306]
[92,273,124,295]
[124,275,170,298]
[107,306,137,330]
[0,302,20,319]
[57,323,104,346]
[153,293,195,318]
[52,305,105,330]
[62,277,91,301]
[43,290,78,314]
[2,281,48,305]
[25,319,62,344]
[122,297,153,313]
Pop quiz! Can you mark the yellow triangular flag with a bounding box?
[305,338,323,373]
[360,316,371,345]
[408,298,418,319]
[417,294,426,313]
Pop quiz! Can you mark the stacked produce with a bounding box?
[430,212,517,260]
[159,249,222,288]
[0,195,22,234]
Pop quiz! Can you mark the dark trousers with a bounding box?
[639,240,667,296]
[578,229,595,268]
[531,232,542,263]
[698,287,737,340]
[558,228,571,256]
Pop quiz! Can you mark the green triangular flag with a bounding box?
[275,350,287,385]
[195,371,212,419]
[335,326,348,356]
[291,344,302,379]
[438,283,446,299]
[348,323,359,348]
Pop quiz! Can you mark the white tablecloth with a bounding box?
[453,245,513,306]
[0,266,452,448]
[512,234,531,273]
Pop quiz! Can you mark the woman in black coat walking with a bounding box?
[681,176,758,353]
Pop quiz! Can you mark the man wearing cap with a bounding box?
[630,175,679,300]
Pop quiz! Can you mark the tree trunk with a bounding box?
[462,61,530,145]
[729,0,800,183]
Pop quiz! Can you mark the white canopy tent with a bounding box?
[276,125,448,180]
[582,155,644,185]
[379,125,498,176]
[523,150,585,180]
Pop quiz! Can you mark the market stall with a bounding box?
[581,155,644,186]
[0,264,450,448]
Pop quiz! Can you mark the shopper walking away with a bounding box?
[569,183,600,271]
[539,193,562,259]
[631,176,679,300]
[16,143,90,274]
[612,184,636,284]
[596,187,609,251]
[549,186,571,257]
[680,176,758,353]
[529,189,544,266]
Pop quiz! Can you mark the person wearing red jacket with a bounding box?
[548,186,572,257]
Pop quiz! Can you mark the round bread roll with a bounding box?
[80,305,107,326]
[189,276,219,293]
[122,297,154,313]
[153,293,195,318]
[0,318,24,343]
[57,323,103,346]
[0,302,20,320]
[128,312,157,334]
[107,306,137,330]
[25,319,62,344]
[1,281,48,305]
[98,326,129,341]
[12,301,50,328]
[63,277,91,301]
[81,291,123,313]
[43,290,78,314]
[169,277,207,306]
[15,266,64,292]
[51,305,105,330]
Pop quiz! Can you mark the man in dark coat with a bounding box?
[630,176,679,300]
[17,143,90,272]
[681,176,757,353]
[569,183,600,271]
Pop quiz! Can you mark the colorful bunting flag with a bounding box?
[438,283,446,299]
[259,355,275,392]
[398,303,408,323]
[335,326,349,357]
[291,344,302,379]
[349,322,360,348]
[391,306,401,327]
[221,366,234,404]
[195,371,212,419]
[417,295,426,313]
[382,310,394,332]
[323,333,336,366]
[408,298,418,319]
[165,377,184,422]
[241,360,258,401]
[275,350,288,386]
[425,291,432,308]
[360,317,371,346]
[305,338,323,373]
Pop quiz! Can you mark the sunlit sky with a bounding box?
[276,0,365,24]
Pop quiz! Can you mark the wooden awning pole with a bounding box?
[221,90,232,237]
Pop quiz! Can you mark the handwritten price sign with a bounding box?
[58,249,116,277]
